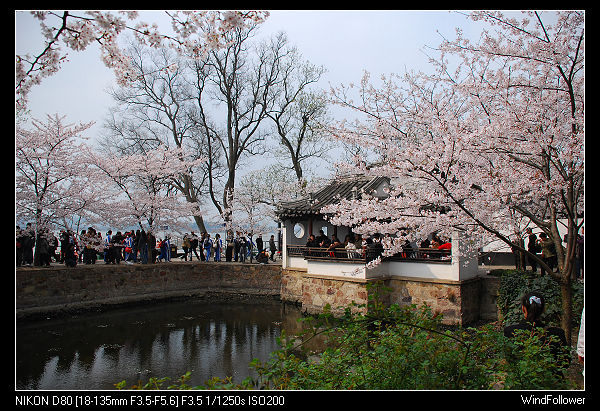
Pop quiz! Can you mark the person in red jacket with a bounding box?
[438,241,451,250]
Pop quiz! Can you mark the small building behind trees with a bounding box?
[275,173,484,324]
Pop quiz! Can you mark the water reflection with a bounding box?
[16,299,303,390]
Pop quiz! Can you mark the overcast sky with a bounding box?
[15,10,482,140]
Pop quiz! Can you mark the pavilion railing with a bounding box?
[286,245,451,264]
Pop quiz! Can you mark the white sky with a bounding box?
[15,10,481,141]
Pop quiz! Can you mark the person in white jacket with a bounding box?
[577,308,584,377]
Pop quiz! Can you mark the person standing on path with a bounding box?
[256,234,263,254]
[203,234,213,262]
[269,234,277,261]
[16,226,26,266]
[182,233,191,261]
[214,233,222,262]
[226,235,234,262]
[138,229,148,264]
[239,233,247,263]
[234,231,241,262]
[190,231,200,261]
[526,228,539,273]
[22,223,35,266]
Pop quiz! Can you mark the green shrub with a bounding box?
[244,284,573,390]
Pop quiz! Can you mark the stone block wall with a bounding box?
[280,268,304,305]
[378,276,495,325]
[16,263,281,319]
[384,277,462,323]
[281,270,500,326]
[16,264,499,325]
[300,275,371,316]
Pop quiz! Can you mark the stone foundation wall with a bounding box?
[17,264,499,325]
[282,270,500,326]
[299,275,372,316]
[382,277,481,325]
[280,268,304,305]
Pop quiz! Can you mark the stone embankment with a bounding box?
[16,261,282,319]
[16,261,501,325]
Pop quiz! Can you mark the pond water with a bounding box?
[16,299,304,390]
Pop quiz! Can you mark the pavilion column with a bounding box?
[451,230,479,281]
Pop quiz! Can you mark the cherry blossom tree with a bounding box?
[16,10,269,110]
[325,11,583,342]
[85,145,205,233]
[221,186,269,257]
[16,113,205,263]
[225,164,327,253]
[230,165,299,234]
[16,114,99,264]
[233,163,326,224]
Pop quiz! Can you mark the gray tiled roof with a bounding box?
[276,175,389,219]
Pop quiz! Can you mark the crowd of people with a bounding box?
[303,230,451,261]
[525,228,585,278]
[304,230,383,260]
[16,223,57,267]
[178,231,278,263]
[17,222,583,278]
[300,227,585,279]
[16,224,584,380]
[16,225,279,267]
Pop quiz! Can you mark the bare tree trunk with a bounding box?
[559,273,574,346]
[193,215,207,235]
[191,25,284,230]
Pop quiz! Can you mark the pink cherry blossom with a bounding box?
[16,10,269,110]
[324,10,583,339]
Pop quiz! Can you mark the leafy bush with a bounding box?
[245,283,573,390]
[249,302,485,389]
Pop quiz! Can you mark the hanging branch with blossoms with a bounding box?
[16,10,269,110]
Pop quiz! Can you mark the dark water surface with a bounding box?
[16,299,303,390]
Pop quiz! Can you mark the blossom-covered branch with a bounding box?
[16,10,269,109]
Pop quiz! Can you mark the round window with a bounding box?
[293,223,305,239]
